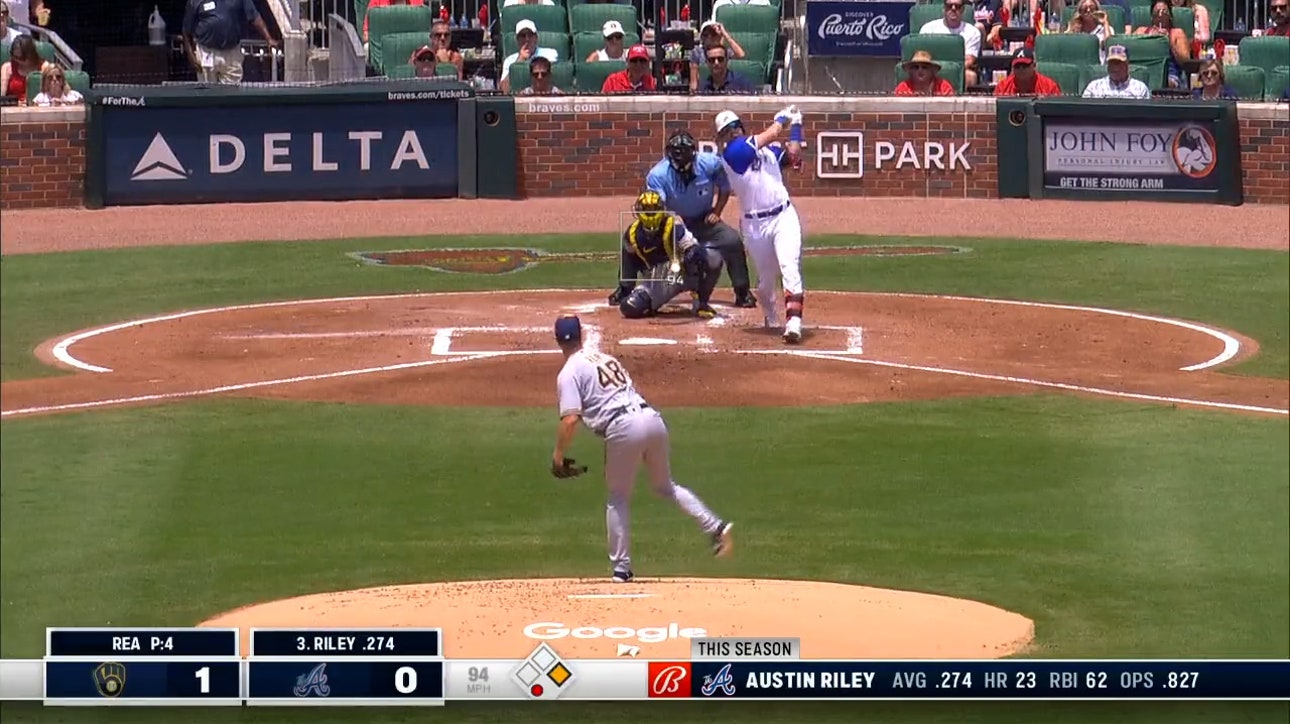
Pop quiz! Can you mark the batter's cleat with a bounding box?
[734,290,758,308]
[711,521,735,558]
[612,569,635,583]
[782,317,803,344]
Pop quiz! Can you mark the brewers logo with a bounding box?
[93,662,127,698]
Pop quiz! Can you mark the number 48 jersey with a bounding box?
[557,349,648,435]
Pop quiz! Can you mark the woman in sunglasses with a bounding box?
[1190,58,1236,100]
[1065,0,1113,62]
[32,66,81,105]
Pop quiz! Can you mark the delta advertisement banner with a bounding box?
[1041,120,1223,193]
[98,97,460,206]
[806,0,912,57]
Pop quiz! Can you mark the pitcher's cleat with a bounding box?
[612,569,635,583]
[711,521,734,558]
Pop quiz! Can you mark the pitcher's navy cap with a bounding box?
[554,315,582,342]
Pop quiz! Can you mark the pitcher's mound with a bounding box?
[201,577,1034,660]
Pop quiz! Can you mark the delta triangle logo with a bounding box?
[130,133,188,181]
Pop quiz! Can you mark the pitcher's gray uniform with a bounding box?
[551,314,734,582]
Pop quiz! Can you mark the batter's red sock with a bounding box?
[785,292,804,319]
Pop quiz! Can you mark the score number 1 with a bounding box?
[196,666,210,693]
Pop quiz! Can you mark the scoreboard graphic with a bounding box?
[0,629,1285,705]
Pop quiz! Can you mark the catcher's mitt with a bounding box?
[551,457,589,479]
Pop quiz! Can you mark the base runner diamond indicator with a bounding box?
[512,644,577,700]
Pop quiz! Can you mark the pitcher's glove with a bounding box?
[551,457,589,479]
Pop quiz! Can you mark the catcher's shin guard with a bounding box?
[785,292,804,319]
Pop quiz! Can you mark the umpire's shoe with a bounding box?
[695,303,718,319]
[711,521,735,558]
[733,288,758,308]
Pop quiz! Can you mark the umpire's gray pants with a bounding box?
[684,216,752,291]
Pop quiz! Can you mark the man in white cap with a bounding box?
[499,18,559,93]
[586,19,628,62]
[1082,44,1150,99]
[713,106,808,344]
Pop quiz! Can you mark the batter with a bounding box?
[550,314,735,583]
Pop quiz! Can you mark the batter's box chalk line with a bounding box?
[427,324,863,356]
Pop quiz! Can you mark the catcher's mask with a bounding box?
[633,190,667,232]
[666,131,697,173]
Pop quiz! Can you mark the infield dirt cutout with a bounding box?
[198,578,1037,660]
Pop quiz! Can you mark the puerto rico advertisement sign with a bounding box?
[806,0,911,57]
[1042,121,1221,192]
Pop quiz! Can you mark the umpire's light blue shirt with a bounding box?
[645,152,730,224]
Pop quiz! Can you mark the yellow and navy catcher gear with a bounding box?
[633,190,667,232]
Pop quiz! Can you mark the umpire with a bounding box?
[643,130,757,309]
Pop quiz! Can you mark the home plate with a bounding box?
[619,337,678,346]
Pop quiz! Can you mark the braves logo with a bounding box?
[651,665,689,695]
[701,663,737,697]
[292,663,332,698]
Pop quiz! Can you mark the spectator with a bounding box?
[1082,44,1150,97]
[972,0,996,38]
[602,43,656,93]
[1133,0,1189,89]
[1191,58,1237,99]
[182,0,278,86]
[1,1,23,49]
[585,20,627,61]
[499,19,559,93]
[1268,0,1290,36]
[0,35,49,102]
[921,0,981,86]
[894,51,956,95]
[504,0,554,5]
[709,0,772,18]
[410,20,463,79]
[1170,0,1210,44]
[689,21,745,92]
[1067,0,1114,62]
[363,0,426,49]
[994,47,1062,94]
[984,0,1025,51]
[519,55,563,94]
[31,65,79,105]
[699,44,758,94]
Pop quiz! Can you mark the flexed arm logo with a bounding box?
[292,663,332,697]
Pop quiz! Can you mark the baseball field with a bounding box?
[0,197,1287,723]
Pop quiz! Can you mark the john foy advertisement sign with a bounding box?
[807,0,911,57]
[1042,121,1221,192]
[97,95,460,205]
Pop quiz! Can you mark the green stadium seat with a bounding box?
[1266,65,1290,102]
[713,4,780,34]
[573,59,625,92]
[500,4,569,34]
[900,33,965,63]
[24,69,90,104]
[909,4,945,32]
[0,43,8,64]
[732,31,777,67]
[1106,34,1170,88]
[506,59,575,93]
[1034,32,1100,66]
[568,4,637,36]
[893,59,965,93]
[1221,64,1264,100]
[386,61,459,79]
[502,30,571,61]
[572,31,640,62]
[1238,36,1290,80]
[378,31,431,74]
[34,40,55,62]
[1035,61,1082,95]
[367,5,433,71]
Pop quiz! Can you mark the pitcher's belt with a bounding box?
[745,200,790,220]
[599,402,652,435]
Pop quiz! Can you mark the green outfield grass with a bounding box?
[1,233,1286,723]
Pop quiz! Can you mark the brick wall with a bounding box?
[1,98,1286,208]
[0,108,85,209]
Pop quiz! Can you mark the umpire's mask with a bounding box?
[666,131,697,176]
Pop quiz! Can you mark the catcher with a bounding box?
[607,190,725,319]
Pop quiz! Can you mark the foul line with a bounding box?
[791,351,1288,416]
[0,354,499,418]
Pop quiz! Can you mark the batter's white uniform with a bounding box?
[556,347,723,577]
[719,127,805,338]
